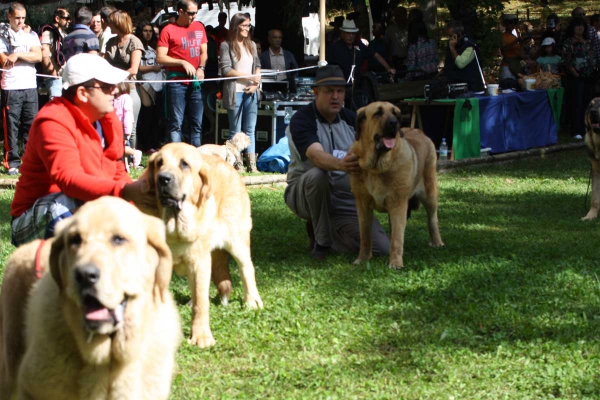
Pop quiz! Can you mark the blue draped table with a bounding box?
[402,88,562,159]
[478,89,560,154]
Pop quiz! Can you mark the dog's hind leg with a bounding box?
[211,249,232,306]
[227,232,263,309]
[421,164,444,247]
[583,159,600,221]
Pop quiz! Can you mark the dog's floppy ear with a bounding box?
[391,105,404,138]
[143,214,173,303]
[196,160,213,207]
[49,218,72,290]
[355,109,367,141]
[146,151,160,192]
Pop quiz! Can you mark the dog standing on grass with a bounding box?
[199,132,251,172]
[147,143,263,348]
[582,98,600,221]
[350,102,444,269]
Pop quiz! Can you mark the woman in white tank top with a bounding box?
[219,13,261,172]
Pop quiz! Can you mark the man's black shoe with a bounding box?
[310,244,329,261]
[306,220,315,252]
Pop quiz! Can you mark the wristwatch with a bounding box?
[199,66,206,71]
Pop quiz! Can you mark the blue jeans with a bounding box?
[167,82,203,147]
[227,92,257,153]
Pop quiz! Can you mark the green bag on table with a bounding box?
[452,98,480,160]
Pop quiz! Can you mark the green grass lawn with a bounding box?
[2,149,600,398]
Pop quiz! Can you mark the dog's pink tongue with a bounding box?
[86,308,109,321]
[382,137,396,149]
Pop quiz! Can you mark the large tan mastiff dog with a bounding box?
[147,143,263,348]
[0,197,181,400]
[350,102,444,269]
[583,98,600,221]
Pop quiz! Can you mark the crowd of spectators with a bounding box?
[4,0,600,180]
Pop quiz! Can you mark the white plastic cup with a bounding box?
[487,84,499,96]
[525,78,536,91]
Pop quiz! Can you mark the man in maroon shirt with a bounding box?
[213,11,228,55]
[157,0,208,147]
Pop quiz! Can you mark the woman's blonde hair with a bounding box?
[109,10,133,35]
[227,13,254,61]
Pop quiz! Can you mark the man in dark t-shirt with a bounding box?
[284,65,390,260]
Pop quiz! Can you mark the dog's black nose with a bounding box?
[157,172,174,187]
[75,264,100,288]
[385,117,398,131]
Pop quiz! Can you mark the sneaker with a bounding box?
[310,244,330,261]
[7,167,19,176]
[574,134,583,140]
[132,150,143,168]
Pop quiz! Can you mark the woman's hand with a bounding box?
[244,85,258,94]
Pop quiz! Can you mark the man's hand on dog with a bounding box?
[341,151,361,174]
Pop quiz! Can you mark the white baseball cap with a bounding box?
[541,37,556,46]
[61,53,130,90]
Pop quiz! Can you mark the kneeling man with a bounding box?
[284,65,390,260]
[10,53,154,247]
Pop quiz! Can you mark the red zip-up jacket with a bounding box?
[11,97,131,217]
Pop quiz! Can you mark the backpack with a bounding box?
[37,24,65,68]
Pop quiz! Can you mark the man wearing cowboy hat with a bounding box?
[326,15,344,45]
[284,65,390,261]
[327,19,395,109]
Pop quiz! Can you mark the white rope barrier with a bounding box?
[0,64,319,84]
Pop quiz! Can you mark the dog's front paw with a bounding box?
[388,263,404,270]
[581,210,598,221]
[429,240,445,247]
[353,253,372,265]
[188,333,216,348]
[245,294,263,309]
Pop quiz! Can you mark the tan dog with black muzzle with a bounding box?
[147,143,263,348]
[582,98,600,221]
[350,102,444,269]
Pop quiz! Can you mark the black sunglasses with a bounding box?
[84,85,115,94]
[185,11,197,16]
[59,15,71,21]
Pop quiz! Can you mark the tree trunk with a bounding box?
[422,0,438,40]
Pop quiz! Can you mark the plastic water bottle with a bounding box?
[440,138,448,161]
[284,107,293,125]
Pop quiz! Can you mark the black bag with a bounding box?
[427,76,449,100]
